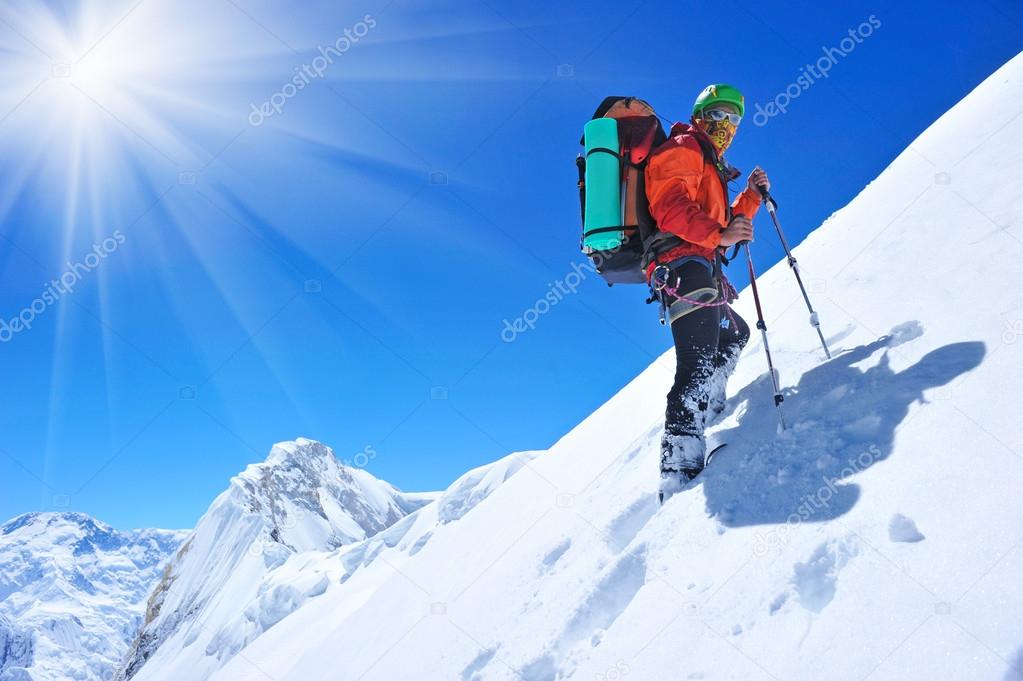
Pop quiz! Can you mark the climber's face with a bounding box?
[695,103,741,154]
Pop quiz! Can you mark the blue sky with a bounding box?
[1,0,1021,530]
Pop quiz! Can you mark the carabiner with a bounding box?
[651,264,672,292]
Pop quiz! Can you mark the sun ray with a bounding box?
[0,0,499,471]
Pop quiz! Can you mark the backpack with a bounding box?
[576,97,671,285]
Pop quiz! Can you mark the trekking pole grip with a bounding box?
[757,185,777,211]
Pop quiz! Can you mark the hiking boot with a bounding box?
[659,433,706,503]
[661,432,706,471]
[658,468,701,504]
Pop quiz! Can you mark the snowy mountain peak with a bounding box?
[229,437,427,552]
[0,512,185,681]
[118,438,435,680]
[1,512,180,562]
[263,436,326,462]
[2,510,111,537]
[260,437,335,471]
[117,444,543,681]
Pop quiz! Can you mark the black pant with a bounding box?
[664,260,750,439]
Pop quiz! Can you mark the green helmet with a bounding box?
[692,84,745,118]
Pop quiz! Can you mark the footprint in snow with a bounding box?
[560,549,648,654]
[999,645,1023,681]
[792,540,856,613]
[768,592,788,615]
[842,413,883,438]
[460,647,496,681]
[605,496,658,553]
[823,384,850,403]
[888,514,925,543]
[539,538,571,573]
[519,653,557,681]
[409,531,432,556]
[887,320,924,347]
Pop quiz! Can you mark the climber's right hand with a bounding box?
[720,215,754,247]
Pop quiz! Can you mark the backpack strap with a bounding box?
[642,129,748,274]
[585,146,622,161]
[690,133,732,218]
[690,131,745,267]
[575,154,586,226]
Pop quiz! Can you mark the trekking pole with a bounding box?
[757,186,832,359]
[743,241,787,431]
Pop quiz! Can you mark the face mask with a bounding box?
[698,116,738,154]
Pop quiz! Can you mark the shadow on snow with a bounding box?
[698,323,985,528]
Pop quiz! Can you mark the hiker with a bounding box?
[644,84,769,501]
[575,87,769,501]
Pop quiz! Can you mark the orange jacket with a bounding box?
[644,122,761,278]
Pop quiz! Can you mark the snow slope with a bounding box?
[0,512,185,681]
[119,438,438,681]
[196,52,1023,681]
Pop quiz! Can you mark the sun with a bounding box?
[66,51,118,96]
[0,0,276,204]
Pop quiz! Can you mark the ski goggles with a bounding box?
[702,108,742,125]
